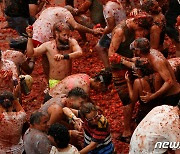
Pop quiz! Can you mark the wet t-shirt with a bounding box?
[0,111,26,153]
[24,128,52,154]
[50,145,79,154]
[2,50,26,68]
[4,0,38,18]
[130,105,180,154]
[33,7,73,43]
[0,60,19,93]
[103,1,126,38]
[39,97,64,116]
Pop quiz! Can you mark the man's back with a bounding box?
[130,105,180,154]
[33,7,73,43]
[24,128,51,154]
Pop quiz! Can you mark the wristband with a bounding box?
[63,54,70,60]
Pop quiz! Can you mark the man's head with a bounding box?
[91,70,112,90]
[133,13,153,30]
[30,111,49,132]
[53,22,71,46]
[80,102,100,126]
[48,123,70,148]
[130,37,150,56]
[135,58,153,77]
[141,0,161,15]
[67,87,90,109]
[0,91,14,110]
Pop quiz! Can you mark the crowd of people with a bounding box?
[0,0,180,153]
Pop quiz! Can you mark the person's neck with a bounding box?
[56,40,69,51]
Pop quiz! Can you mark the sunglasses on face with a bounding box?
[85,112,99,122]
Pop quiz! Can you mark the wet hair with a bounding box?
[67,87,90,101]
[134,13,153,30]
[53,22,70,38]
[93,70,112,86]
[48,123,70,149]
[135,58,153,76]
[80,102,97,117]
[30,111,44,125]
[0,91,14,109]
[134,38,150,54]
[141,0,160,14]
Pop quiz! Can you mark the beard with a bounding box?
[56,39,69,50]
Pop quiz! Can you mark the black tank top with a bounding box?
[112,21,135,70]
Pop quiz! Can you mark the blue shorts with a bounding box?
[98,34,111,48]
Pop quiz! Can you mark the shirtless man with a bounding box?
[130,38,180,105]
[26,22,83,88]
[49,70,112,98]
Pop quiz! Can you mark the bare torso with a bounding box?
[149,49,180,95]
[45,40,73,80]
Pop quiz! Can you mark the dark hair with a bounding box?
[67,87,90,101]
[141,0,160,14]
[48,123,70,149]
[0,91,14,109]
[9,36,27,52]
[30,111,44,125]
[135,58,153,76]
[134,38,150,54]
[94,70,112,87]
[80,102,97,117]
[134,13,153,29]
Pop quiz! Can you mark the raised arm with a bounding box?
[26,26,47,57]
[68,17,103,35]
[29,0,48,17]
[76,0,92,15]
[108,28,123,56]
[69,38,83,58]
